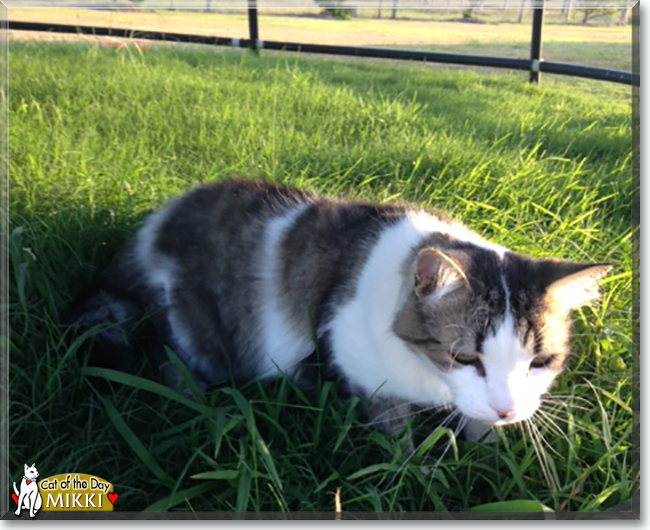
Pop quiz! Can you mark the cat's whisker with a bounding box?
[362,398,449,425]
[540,399,591,412]
[542,394,593,406]
[535,410,573,449]
[536,408,566,434]
[417,408,461,454]
[416,410,459,455]
[442,323,470,331]
[437,409,461,432]
[536,425,560,494]
[453,415,468,438]
[538,401,574,417]
[539,408,596,435]
[422,413,468,493]
[363,402,453,428]
[524,418,558,493]
[529,414,564,459]
[448,338,464,358]
[541,397,592,408]
[540,404,583,419]
[389,409,461,487]
[517,419,529,450]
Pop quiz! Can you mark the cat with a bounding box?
[70,178,610,449]
[13,463,43,518]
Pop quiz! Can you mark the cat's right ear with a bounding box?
[24,463,28,473]
[414,248,470,300]
[542,261,612,312]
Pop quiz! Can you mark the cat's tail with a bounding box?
[13,482,19,496]
[67,282,148,377]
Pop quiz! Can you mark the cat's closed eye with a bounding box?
[452,354,485,376]
[453,354,479,366]
[530,354,556,369]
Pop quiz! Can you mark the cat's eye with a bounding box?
[453,354,482,369]
[454,355,478,366]
[453,355,485,377]
[530,355,555,369]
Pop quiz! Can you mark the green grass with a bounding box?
[9,41,635,514]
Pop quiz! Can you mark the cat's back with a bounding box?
[149,178,313,255]
[124,179,315,382]
[132,178,417,382]
[74,178,487,387]
[135,177,315,304]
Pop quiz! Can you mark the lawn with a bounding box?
[9,40,634,514]
[9,8,633,71]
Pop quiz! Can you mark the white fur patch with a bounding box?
[447,275,556,425]
[328,211,555,423]
[255,204,314,379]
[327,213,490,406]
[135,201,179,306]
[135,199,199,369]
[410,211,508,258]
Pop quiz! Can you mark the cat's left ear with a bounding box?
[414,248,471,300]
[542,261,612,311]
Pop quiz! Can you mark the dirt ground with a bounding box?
[9,29,167,47]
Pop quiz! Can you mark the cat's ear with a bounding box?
[24,463,28,473]
[541,261,612,311]
[414,248,470,300]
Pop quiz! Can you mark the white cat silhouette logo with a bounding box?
[13,463,43,518]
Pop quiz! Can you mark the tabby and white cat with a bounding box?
[71,179,610,446]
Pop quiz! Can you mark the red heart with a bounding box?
[108,493,118,505]
[26,480,31,485]
[11,493,18,504]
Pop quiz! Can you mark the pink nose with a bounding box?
[497,409,514,419]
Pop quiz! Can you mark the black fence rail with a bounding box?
[8,15,638,87]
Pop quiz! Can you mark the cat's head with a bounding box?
[24,463,39,481]
[393,245,610,427]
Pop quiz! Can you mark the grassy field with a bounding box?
[9,8,633,71]
[9,41,634,514]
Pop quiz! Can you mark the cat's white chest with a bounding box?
[327,216,454,405]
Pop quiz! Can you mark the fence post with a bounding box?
[529,0,544,84]
[247,0,259,53]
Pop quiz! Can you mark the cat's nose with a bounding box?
[496,409,514,419]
